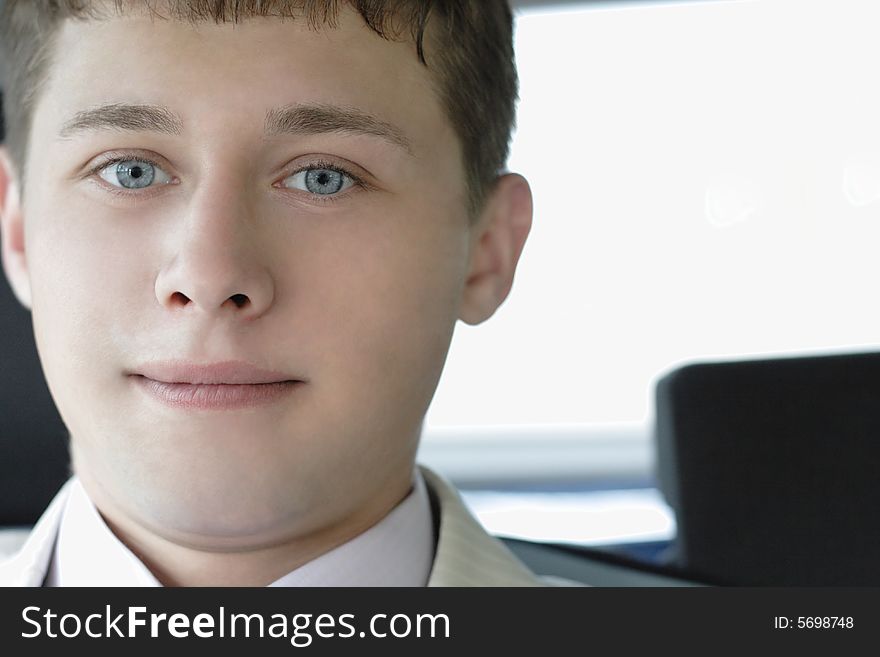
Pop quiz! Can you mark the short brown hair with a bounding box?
[0,0,518,219]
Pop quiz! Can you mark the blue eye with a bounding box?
[97,158,173,190]
[283,167,356,196]
[89,155,362,200]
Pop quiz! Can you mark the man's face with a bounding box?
[10,7,480,546]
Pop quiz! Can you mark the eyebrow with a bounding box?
[265,104,412,154]
[57,102,413,154]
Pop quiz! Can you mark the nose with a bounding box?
[154,186,275,321]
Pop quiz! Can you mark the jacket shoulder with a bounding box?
[0,478,75,586]
[0,527,31,561]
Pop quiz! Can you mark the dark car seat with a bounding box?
[655,351,880,585]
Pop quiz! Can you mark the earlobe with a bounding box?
[458,173,533,326]
[0,147,32,310]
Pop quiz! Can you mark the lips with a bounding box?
[128,360,303,411]
[129,359,299,385]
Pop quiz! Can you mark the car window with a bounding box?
[428,0,880,430]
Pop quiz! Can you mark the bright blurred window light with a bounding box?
[426,0,880,428]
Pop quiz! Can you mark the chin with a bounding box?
[133,469,324,541]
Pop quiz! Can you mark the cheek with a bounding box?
[308,210,468,405]
[26,202,139,389]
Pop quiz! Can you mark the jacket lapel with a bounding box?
[421,466,543,587]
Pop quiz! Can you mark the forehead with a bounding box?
[36,7,447,153]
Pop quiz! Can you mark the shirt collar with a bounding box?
[45,470,435,587]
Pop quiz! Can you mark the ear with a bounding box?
[0,147,31,310]
[458,173,533,326]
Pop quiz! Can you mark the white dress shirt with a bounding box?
[44,471,435,587]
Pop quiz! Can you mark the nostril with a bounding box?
[171,291,190,306]
[230,294,248,308]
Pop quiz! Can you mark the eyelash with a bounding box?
[86,153,368,204]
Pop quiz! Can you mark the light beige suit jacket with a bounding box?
[0,465,545,587]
